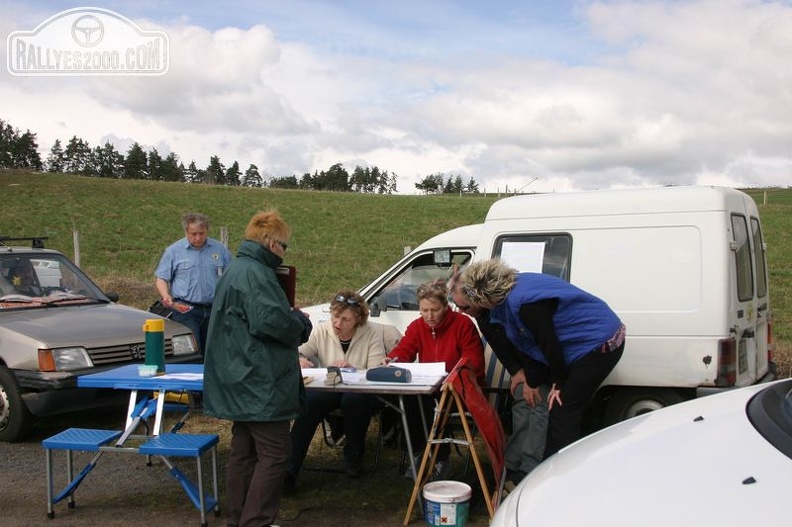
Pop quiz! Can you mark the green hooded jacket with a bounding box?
[203,239,312,422]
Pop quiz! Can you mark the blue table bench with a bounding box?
[43,427,220,527]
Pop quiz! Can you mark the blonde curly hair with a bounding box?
[460,259,517,307]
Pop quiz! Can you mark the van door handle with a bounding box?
[742,329,755,339]
[757,303,768,313]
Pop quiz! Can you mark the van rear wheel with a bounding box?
[604,387,687,425]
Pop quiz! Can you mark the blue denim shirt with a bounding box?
[155,237,231,304]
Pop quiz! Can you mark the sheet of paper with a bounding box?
[500,241,545,272]
[301,368,327,378]
[396,362,446,376]
[158,373,203,381]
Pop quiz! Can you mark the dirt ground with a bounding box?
[0,409,493,527]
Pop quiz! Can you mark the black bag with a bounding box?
[147,300,173,319]
[366,366,412,383]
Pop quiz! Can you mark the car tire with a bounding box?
[0,366,34,442]
[604,387,687,425]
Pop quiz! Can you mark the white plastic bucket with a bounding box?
[423,480,472,527]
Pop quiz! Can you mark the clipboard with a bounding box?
[275,265,296,306]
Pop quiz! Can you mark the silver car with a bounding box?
[0,237,201,441]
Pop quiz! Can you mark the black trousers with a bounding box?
[543,343,624,458]
[403,394,450,461]
[289,390,377,476]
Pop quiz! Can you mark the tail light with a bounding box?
[715,337,737,387]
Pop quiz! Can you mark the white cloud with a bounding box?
[2,1,791,194]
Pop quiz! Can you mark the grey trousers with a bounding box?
[505,383,549,478]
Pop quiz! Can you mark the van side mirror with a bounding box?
[370,295,386,317]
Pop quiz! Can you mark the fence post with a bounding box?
[220,227,229,248]
[72,230,81,267]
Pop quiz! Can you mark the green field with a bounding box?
[2,170,790,375]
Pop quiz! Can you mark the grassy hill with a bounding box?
[2,170,790,375]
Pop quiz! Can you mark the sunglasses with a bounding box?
[277,241,288,251]
[456,303,473,313]
[335,294,360,307]
[463,285,480,301]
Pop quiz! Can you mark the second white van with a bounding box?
[303,186,776,424]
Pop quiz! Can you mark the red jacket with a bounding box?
[387,307,485,384]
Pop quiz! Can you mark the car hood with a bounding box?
[502,381,792,527]
[1,303,189,346]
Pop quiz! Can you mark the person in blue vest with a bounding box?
[458,258,625,458]
[155,211,232,355]
[449,276,549,492]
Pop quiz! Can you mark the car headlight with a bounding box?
[171,334,197,356]
[38,347,93,371]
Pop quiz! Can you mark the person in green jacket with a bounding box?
[203,209,312,527]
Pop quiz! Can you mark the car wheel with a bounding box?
[0,365,34,442]
[604,387,687,425]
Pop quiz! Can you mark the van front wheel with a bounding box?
[604,387,687,425]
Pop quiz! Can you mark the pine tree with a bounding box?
[93,142,124,178]
[242,164,263,187]
[63,136,92,175]
[124,142,148,180]
[205,156,225,185]
[225,161,241,186]
[161,153,183,182]
[46,139,65,173]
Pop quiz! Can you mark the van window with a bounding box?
[492,234,572,281]
[751,217,768,299]
[731,214,754,302]
[374,250,473,311]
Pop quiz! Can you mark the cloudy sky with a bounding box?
[2,0,791,194]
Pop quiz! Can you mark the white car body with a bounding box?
[491,378,792,527]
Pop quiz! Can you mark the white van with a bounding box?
[303,186,775,424]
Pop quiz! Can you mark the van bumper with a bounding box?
[696,361,778,398]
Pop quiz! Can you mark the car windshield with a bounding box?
[0,253,106,308]
[746,379,792,460]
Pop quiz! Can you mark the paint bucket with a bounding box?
[423,480,471,527]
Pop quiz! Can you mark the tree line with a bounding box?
[0,118,481,194]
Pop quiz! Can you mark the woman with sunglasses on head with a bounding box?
[383,279,485,480]
[286,289,399,488]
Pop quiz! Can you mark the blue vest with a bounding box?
[491,273,622,366]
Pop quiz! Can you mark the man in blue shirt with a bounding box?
[155,212,232,355]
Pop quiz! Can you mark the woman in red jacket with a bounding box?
[384,279,484,480]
